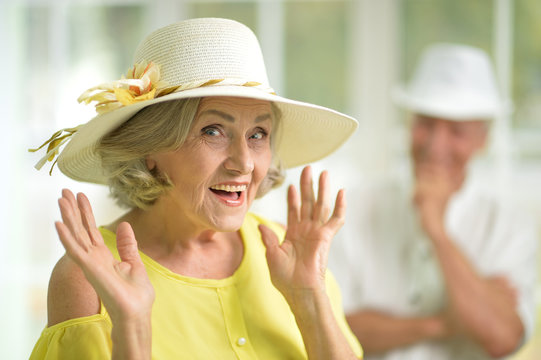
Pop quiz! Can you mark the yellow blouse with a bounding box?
[30,213,362,359]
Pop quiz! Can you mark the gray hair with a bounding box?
[97,97,284,209]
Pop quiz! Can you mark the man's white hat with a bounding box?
[393,43,504,120]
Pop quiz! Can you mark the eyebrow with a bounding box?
[200,109,271,123]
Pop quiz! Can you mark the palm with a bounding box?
[55,189,154,323]
[260,167,345,298]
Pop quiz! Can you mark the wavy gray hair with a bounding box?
[97,97,284,209]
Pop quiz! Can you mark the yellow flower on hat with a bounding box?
[77,61,168,114]
[29,61,178,174]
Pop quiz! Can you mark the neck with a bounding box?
[109,204,228,254]
[105,198,245,279]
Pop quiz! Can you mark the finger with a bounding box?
[77,193,103,246]
[489,276,509,287]
[77,193,97,229]
[327,189,346,231]
[59,189,86,237]
[314,171,331,221]
[258,224,283,277]
[62,188,78,209]
[58,197,90,251]
[258,224,283,267]
[116,222,143,266]
[496,277,518,301]
[258,224,280,250]
[299,166,315,219]
[487,276,517,302]
[116,222,141,263]
[61,189,82,226]
[55,221,87,266]
[287,184,300,226]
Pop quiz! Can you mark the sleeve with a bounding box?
[29,312,112,360]
[504,214,539,343]
[326,270,364,358]
[484,201,539,344]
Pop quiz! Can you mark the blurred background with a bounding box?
[1,0,540,358]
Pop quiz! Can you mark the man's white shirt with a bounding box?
[329,175,538,360]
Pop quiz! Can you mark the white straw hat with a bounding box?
[392,43,504,120]
[32,18,358,184]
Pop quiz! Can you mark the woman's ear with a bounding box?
[145,156,156,171]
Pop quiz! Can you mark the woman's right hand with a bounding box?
[55,189,154,359]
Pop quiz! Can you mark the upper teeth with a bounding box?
[210,184,247,192]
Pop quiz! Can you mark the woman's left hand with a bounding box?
[259,166,346,301]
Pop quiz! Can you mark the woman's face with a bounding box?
[147,96,273,232]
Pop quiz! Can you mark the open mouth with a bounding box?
[209,184,247,203]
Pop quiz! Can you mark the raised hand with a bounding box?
[259,166,346,301]
[55,189,154,325]
[413,164,460,241]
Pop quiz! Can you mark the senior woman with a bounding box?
[29,18,362,359]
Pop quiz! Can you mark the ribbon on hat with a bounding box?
[77,61,276,115]
[28,125,83,175]
[30,60,276,176]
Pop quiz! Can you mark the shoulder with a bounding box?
[456,183,535,235]
[47,254,100,327]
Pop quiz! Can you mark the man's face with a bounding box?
[410,114,488,184]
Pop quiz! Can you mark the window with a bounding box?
[3,1,539,358]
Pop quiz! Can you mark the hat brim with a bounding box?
[392,84,501,121]
[58,85,358,184]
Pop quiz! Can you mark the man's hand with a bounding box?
[413,164,462,241]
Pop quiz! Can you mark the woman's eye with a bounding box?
[202,126,220,136]
[250,128,268,140]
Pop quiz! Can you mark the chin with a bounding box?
[214,220,245,233]
[208,210,248,233]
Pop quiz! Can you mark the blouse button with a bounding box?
[237,337,247,346]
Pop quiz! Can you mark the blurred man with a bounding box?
[329,44,538,359]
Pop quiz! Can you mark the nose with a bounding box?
[223,137,254,174]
